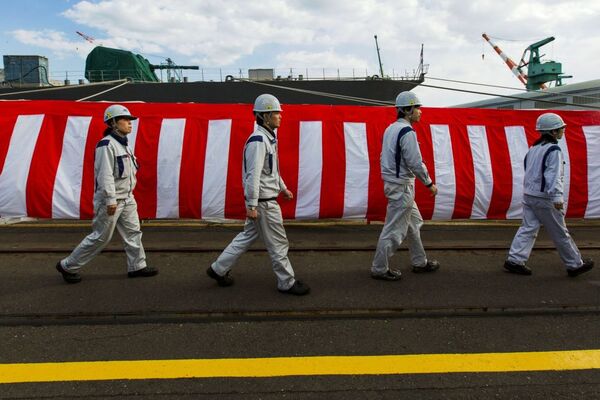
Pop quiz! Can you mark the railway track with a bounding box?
[3,304,600,327]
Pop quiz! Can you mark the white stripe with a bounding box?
[583,125,600,218]
[295,121,323,219]
[52,117,92,218]
[342,122,369,219]
[128,119,139,153]
[505,126,529,219]
[468,126,493,219]
[156,119,186,218]
[430,125,456,220]
[0,115,45,217]
[202,119,231,219]
[558,133,571,213]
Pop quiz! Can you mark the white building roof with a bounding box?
[455,79,600,110]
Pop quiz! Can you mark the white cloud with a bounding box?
[276,50,367,69]
[61,0,318,65]
[11,29,94,59]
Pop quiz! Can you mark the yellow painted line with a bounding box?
[1,350,600,384]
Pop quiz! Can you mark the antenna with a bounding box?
[374,35,384,78]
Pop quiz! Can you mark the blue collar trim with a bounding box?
[109,131,128,146]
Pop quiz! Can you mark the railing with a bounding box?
[45,66,428,85]
[85,69,157,83]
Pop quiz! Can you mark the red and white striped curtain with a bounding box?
[0,100,599,220]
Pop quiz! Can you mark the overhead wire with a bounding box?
[487,35,547,43]
[425,76,600,104]
[76,80,130,101]
[241,78,600,110]
[425,76,527,92]
[237,78,394,106]
[0,79,128,97]
[417,82,600,110]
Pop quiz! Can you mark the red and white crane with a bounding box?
[76,31,95,44]
[482,33,529,88]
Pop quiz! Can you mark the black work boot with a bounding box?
[371,269,402,281]
[567,258,594,277]
[206,266,234,287]
[128,266,159,278]
[56,261,82,284]
[279,280,310,295]
[412,260,440,273]
[503,260,532,275]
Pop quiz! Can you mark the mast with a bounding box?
[374,35,384,78]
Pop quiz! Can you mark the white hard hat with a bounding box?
[253,94,282,113]
[536,113,566,132]
[395,91,421,108]
[103,104,137,123]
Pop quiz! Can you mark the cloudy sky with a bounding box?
[2,0,599,106]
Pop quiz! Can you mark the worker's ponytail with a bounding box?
[533,132,558,146]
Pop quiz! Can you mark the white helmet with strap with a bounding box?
[253,94,282,113]
[536,113,566,132]
[103,104,138,123]
[395,91,421,108]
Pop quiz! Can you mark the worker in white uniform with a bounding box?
[504,112,594,277]
[56,105,158,283]
[207,94,310,295]
[371,91,439,281]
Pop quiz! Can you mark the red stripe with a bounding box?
[565,126,588,218]
[319,119,346,218]
[450,125,475,219]
[0,115,18,175]
[25,115,68,218]
[486,125,513,219]
[133,118,162,219]
[277,117,300,219]
[524,126,538,147]
[179,119,208,218]
[79,117,106,219]
[414,123,435,220]
[365,117,387,222]
[224,118,253,219]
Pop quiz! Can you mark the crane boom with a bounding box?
[76,31,95,44]
[482,33,528,87]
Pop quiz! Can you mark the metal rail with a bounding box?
[2,305,600,327]
[2,243,599,253]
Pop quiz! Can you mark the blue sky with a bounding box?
[2,0,600,106]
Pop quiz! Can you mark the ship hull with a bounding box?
[0,79,421,105]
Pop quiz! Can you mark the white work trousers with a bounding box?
[211,200,295,290]
[62,197,147,272]
[372,182,427,274]
[508,194,583,269]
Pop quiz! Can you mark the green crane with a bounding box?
[517,36,571,91]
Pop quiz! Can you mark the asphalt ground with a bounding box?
[0,220,599,398]
[1,220,599,320]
